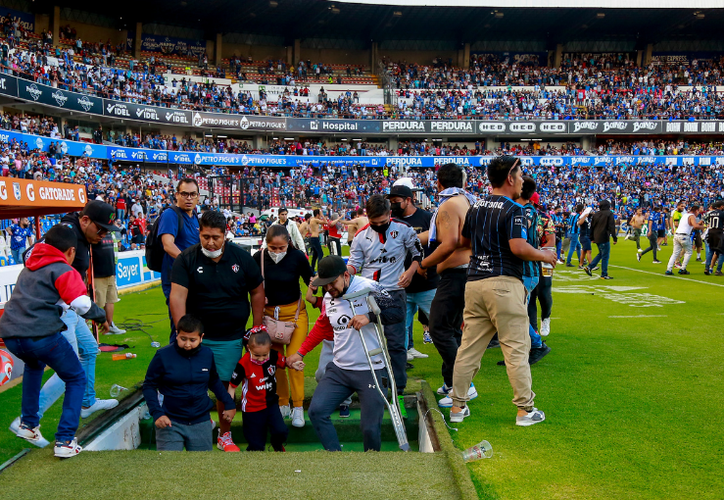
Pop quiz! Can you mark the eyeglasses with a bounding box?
[93,222,108,237]
[177,191,199,199]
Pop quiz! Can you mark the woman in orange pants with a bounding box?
[253,225,313,428]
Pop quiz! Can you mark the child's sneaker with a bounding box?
[279,405,291,419]
[54,438,82,458]
[16,421,50,448]
[291,407,305,428]
[516,408,546,427]
[217,430,240,452]
[422,328,433,344]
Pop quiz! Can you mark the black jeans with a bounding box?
[309,237,324,272]
[428,268,466,387]
[640,233,658,261]
[528,275,553,330]
[242,406,288,451]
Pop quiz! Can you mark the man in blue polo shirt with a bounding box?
[158,178,200,343]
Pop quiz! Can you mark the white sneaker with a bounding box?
[16,421,50,448]
[406,351,414,362]
[540,318,551,337]
[9,416,20,434]
[81,398,119,419]
[407,348,428,359]
[54,437,82,458]
[291,407,305,428]
[437,383,452,395]
[108,323,126,335]
[438,384,477,408]
[516,407,546,427]
[279,405,291,418]
[449,406,470,423]
[637,248,643,254]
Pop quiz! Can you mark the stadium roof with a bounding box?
[333,0,722,8]
[36,0,724,45]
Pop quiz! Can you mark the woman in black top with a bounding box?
[252,225,313,428]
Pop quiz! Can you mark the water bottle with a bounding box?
[151,341,161,348]
[112,353,137,361]
[110,384,128,398]
[461,440,493,462]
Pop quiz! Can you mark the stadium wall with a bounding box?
[222,42,287,62]
[379,49,458,65]
[299,48,370,67]
[59,21,128,46]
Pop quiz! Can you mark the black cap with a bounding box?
[312,255,348,287]
[387,185,413,200]
[81,200,121,232]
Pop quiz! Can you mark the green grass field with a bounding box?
[1,240,723,499]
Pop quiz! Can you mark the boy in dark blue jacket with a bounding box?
[143,315,236,451]
[0,224,108,458]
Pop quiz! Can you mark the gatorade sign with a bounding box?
[0,177,86,215]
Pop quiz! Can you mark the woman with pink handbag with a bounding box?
[253,225,314,428]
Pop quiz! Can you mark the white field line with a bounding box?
[608,315,668,318]
[609,265,724,288]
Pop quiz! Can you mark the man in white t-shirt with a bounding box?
[666,204,705,276]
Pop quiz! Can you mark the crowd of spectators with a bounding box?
[2,25,724,120]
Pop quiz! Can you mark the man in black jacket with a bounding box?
[584,200,618,280]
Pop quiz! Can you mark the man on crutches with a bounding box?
[287,256,407,452]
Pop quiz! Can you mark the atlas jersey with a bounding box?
[229,350,286,412]
[463,195,527,282]
[348,219,422,291]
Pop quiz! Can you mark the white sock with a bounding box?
[697,253,701,258]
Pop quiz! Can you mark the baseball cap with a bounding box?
[387,185,413,200]
[530,192,540,205]
[81,200,121,232]
[393,177,415,190]
[312,255,348,287]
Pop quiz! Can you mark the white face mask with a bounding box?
[201,243,223,259]
[269,251,287,264]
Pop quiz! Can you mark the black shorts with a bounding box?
[657,229,665,238]
[694,230,702,247]
[707,230,723,253]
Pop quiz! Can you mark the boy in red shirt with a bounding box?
[228,331,289,451]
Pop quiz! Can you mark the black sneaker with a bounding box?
[405,362,414,370]
[529,344,552,365]
[665,270,674,275]
[678,269,690,275]
[584,267,592,277]
[339,405,350,418]
[600,276,613,280]
[696,258,702,262]
[566,263,575,267]
[592,266,600,272]
[653,260,662,264]
[487,338,501,349]
[704,269,710,276]
[497,360,506,366]
[636,253,641,262]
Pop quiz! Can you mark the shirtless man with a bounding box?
[416,163,478,407]
[630,208,647,254]
[332,208,368,245]
[308,209,327,272]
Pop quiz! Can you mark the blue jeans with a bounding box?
[589,242,611,277]
[11,247,25,264]
[37,310,98,415]
[405,289,435,350]
[556,239,562,260]
[523,276,543,348]
[4,333,85,442]
[315,341,352,406]
[566,234,581,265]
[704,242,723,271]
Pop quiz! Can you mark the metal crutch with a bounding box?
[342,288,410,451]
